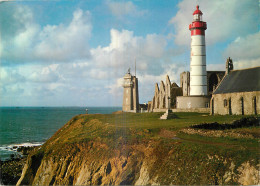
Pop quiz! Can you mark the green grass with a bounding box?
[29,112,259,184]
[88,112,246,130]
[44,112,259,153]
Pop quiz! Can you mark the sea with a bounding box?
[0,107,121,160]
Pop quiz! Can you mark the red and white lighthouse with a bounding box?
[189,5,207,96]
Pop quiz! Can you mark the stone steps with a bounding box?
[160,110,177,120]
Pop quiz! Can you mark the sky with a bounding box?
[0,0,259,107]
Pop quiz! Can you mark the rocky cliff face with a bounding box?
[17,114,260,185]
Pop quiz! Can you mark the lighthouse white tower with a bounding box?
[189,5,207,96]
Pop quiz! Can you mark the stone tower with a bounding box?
[122,69,139,112]
[226,57,233,74]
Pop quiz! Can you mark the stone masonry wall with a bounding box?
[211,91,260,115]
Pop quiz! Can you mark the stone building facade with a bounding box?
[211,66,260,115]
[122,70,139,112]
[149,75,182,112]
[211,92,259,115]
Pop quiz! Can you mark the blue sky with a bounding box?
[0,0,259,106]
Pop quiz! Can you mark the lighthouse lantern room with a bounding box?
[189,5,207,96]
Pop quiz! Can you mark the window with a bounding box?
[253,97,257,115]
[193,14,202,21]
[240,97,244,115]
[224,99,227,107]
[229,98,232,115]
[211,99,214,115]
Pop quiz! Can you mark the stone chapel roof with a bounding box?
[213,66,260,94]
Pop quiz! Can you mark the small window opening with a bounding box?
[253,97,257,115]
[224,99,228,107]
[240,97,244,115]
[228,98,232,115]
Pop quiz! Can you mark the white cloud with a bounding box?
[91,29,167,71]
[35,9,92,61]
[224,32,260,61]
[106,78,124,97]
[223,32,260,69]
[207,64,225,71]
[29,65,60,83]
[233,58,260,70]
[0,67,25,85]
[1,7,92,63]
[107,1,147,18]
[169,0,258,46]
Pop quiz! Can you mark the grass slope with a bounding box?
[26,112,259,184]
[42,112,259,161]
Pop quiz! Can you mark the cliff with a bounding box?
[17,113,259,185]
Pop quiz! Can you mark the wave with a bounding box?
[0,142,43,153]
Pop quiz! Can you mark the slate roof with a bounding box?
[213,67,260,94]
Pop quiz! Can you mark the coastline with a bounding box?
[0,107,121,161]
[0,142,43,161]
[0,145,37,185]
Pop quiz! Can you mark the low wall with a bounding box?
[172,108,210,113]
[152,108,210,113]
[152,108,167,112]
[176,96,211,109]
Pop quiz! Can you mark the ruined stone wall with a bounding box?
[165,76,171,109]
[159,81,166,109]
[211,91,260,115]
[180,72,190,96]
[149,75,182,112]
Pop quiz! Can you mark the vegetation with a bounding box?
[41,112,259,160]
[18,112,260,185]
[191,117,259,130]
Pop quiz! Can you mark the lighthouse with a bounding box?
[189,5,207,96]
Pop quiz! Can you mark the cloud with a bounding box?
[1,26,187,106]
[224,32,260,61]
[88,28,172,102]
[107,0,147,18]
[223,32,260,69]
[0,3,189,106]
[1,6,92,64]
[35,9,92,61]
[106,78,124,97]
[91,29,167,72]
[233,58,260,70]
[207,64,225,71]
[169,0,258,46]
[0,67,25,85]
[29,64,60,83]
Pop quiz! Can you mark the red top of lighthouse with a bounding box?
[189,5,207,36]
[193,5,203,15]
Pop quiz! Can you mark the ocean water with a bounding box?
[0,107,121,160]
